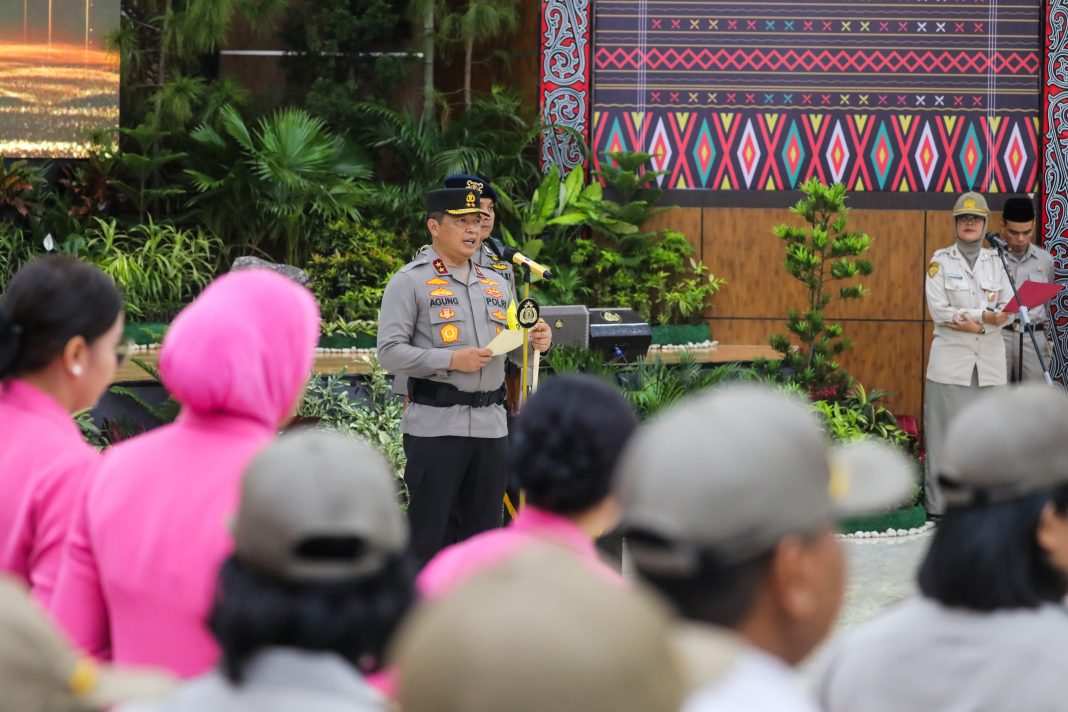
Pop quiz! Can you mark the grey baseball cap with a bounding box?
[235,429,408,582]
[617,384,915,573]
[939,384,1068,507]
[394,545,690,712]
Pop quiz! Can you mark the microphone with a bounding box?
[985,232,1009,251]
[486,237,554,280]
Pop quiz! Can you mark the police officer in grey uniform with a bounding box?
[923,191,1012,514]
[999,196,1054,382]
[378,188,551,563]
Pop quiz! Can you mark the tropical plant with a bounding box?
[765,179,873,398]
[0,222,38,288]
[307,220,409,323]
[440,0,520,108]
[280,0,415,116]
[186,105,371,264]
[0,159,46,225]
[297,366,408,500]
[503,153,726,324]
[109,124,189,222]
[112,0,284,129]
[353,89,543,238]
[109,359,182,424]
[79,218,223,322]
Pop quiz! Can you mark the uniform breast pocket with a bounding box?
[429,306,467,347]
[978,280,1000,309]
[944,280,973,309]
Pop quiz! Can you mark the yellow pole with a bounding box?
[519,280,530,404]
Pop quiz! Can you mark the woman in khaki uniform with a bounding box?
[923,192,1012,514]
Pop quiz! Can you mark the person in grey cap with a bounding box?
[923,191,1012,514]
[122,430,415,712]
[817,384,1068,712]
[378,187,551,564]
[999,196,1054,382]
[615,384,914,711]
[394,544,692,712]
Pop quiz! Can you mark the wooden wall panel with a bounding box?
[835,321,925,419]
[701,207,807,318]
[645,208,704,259]
[822,210,926,321]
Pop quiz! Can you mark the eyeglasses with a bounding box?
[955,214,984,225]
[116,339,133,366]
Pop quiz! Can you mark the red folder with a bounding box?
[1003,280,1064,313]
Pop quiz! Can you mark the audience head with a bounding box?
[159,269,319,427]
[509,374,638,528]
[0,255,125,411]
[921,384,1068,610]
[0,576,173,711]
[394,545,687,712]
[210,429,414,683]
[617,384,913,665]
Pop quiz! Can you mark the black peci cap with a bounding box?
[425,188,490,217]
[1002,196,1036,223]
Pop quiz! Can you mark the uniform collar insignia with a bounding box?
[432,258,449,276]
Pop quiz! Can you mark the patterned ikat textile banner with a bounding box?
[593,0,1041,192]
[1041,0,1068,383]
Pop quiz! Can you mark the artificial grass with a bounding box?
[651,323,709,345]
[838,504,927,534]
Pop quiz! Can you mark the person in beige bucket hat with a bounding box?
[817,384,1068,711]
[123,429,414,712]
[0,576,174,712]
[923,190,1013,514]
[393,544,699,712]
[615,383,915,711]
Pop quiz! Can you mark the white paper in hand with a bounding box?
[486,329,524,356]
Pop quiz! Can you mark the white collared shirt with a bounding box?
[683,647,820,712]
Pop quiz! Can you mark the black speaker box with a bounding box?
[540,305,590,348]
[588,308,651,361]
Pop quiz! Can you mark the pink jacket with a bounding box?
[417,506,621,599]
[0,379,98,608]
[50,271,319,679]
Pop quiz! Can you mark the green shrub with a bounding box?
[306,220,409,324]
[0,222,38,287]
[80,218,223,322]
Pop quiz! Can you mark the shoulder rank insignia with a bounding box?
[440,324,460,343]
[439,307,457,320]
[426,277,449,286]
[432,258,449,275]
[484,288,504,298]
[491,261,510,271]
[429,287,455,297]
[927,262,939,278]
[480,278,500,286]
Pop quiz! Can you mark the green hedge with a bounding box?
[838,504,927,535]
[651,323,709,345]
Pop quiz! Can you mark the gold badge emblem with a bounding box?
[466,179,484,191]
[496,325,503,335]
[429,287,455,297]
[484,288,504,298]
[491,310,506,320]
[602,311,622,323]
[480,278,500,286]
[426,277,449,286]
[964,198,975,209]
[439,308,457,320]
[491,261,509,271]
[517,298,540,329]
[440,324,460,343]
[927,262,940,278]
[465,192,477,207]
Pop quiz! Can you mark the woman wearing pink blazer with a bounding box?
[50,269,320,679]
[0,256,125,608]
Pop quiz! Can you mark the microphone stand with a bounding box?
[989,236,1054,385]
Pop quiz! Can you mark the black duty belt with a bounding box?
[409,378,506,408]
[1011,322,1047,333]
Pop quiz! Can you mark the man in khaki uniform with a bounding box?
[377,188,551,563]
[999,196,1054,382]
[923,191,1012,514]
